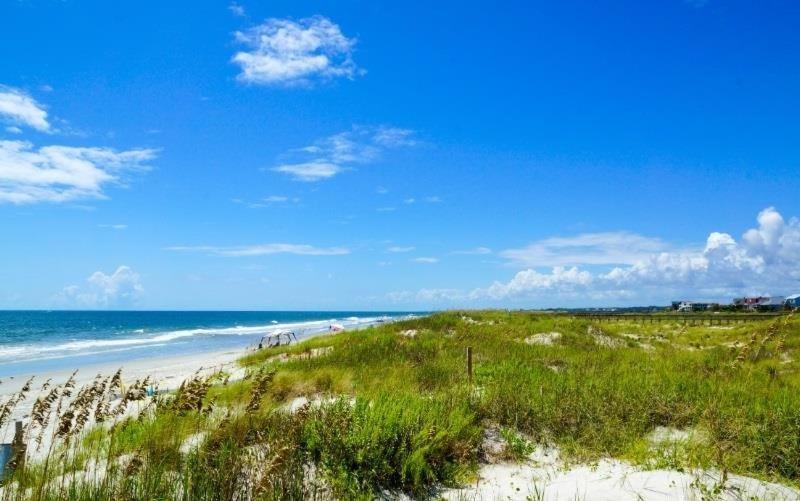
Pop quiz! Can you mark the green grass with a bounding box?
[2,310,799,499]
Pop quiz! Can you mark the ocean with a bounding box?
[0,310,420,378]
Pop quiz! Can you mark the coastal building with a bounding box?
[672,301,715,312]
[733,296,786,311]
[757,296,785,311]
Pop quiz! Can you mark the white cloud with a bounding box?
[0,86,50,132]
[98,224,127,230]
[298,130,379,164]
[5,126,22,134]
[403,195,440,205]
[390,208,800,306]
[273,161,342,182]
[234,195,301,208]
[58,266,144,308]
[228,2,245,16]
[413,257,439,264]
[372,127,417,147]
[387,246,415,253]
[263,195,289,203]
[272,126,416,181]
[480,266,594,300]
[166,243,350,257]
[501,231,674,267]
[232,16,361,86]
[0,140,156,204]
[453,247,492,255]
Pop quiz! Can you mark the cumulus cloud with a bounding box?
[0,86,51,132]
[479,267,594,300]
[272,126,416,181]
[232,16,361,86]
[58,266,144,308]
[389,207,800,306]
[490,208,800,300]
[0,140,156,204]
[166,243,350,257]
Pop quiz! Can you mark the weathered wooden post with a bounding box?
[11,420,25,472]
[466,346,473,384]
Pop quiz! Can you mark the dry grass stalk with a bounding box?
[246,369,276,413]
[172,374,212,413]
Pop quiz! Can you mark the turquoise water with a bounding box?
[0,311,420,377]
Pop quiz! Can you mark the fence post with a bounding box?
[12,420,25,471]
[466,346,473,384]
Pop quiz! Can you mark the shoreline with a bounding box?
[0,316,407,441]
[0,347,248,432]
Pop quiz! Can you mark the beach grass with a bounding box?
[1,310,799,499]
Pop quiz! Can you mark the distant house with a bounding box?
[673,300,715,312]
[758,296,785,311]
[786,294,800,309]
[733,297,763,310]
[732,296,784,311]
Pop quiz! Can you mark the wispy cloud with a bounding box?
[372,127,417,147]
[0,140,156,204]
[453,247,492,255]
[272,126,416,182]
[404,195,441,205]
[500,232,675,267]
[233,195,301,208]
[273,161,342,182]
[387,246,415,253]
[232,16,361,86]
[166,243,350,257]
[98,224,128,230]
[263,195,289,203]
[228,2,245,16]
[413,257,439,264]
[262,195,300,204]
[0,85,51,132]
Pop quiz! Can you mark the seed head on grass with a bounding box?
[173,374,212,413]
[246,369,276,413]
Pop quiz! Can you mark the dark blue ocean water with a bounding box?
[0,311,419,378]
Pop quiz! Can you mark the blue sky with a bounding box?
[1,0,799,310]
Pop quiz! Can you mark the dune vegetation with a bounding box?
[1,310,799,499]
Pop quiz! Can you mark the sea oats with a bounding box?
[246,369,276,413]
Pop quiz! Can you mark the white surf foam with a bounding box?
[0,315,401,364]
